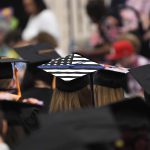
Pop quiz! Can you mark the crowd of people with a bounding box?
[0,0,150,150]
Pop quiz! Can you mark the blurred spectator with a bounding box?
[86,0,107,24]
[100,10,122,43]
[0,12,19,58]
[119,5,144,40]
[127,0,150,29]
[86,0,107,47]
[22,0,60,42]
[31,32,58,49]
[4,30,22,48]
[118,33,141,52]
[30,32,66,57]
[0,0,27,30]
[87,0,122,45]
[4,30,31,49]
[106,40,149,95]
[0,7,19,30]
[141,13,150,59]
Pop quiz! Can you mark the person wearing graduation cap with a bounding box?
[38,53,103,112]
[94,66,128,106]
[0,57,44,105]
[0,100,42,149]
[0,58,44,148]
[50,75,93,112]
[0,58,25,101]
[14,43,60,112]
[14,96,150,150]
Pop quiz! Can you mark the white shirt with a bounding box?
[0,143,10,150]
[22,9,60,41]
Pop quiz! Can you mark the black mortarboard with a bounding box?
[130,64,150,95]
[108,97,150,127]
[39,53,103,81]
[130,64,150,103]
[94,65,129,89]
[0,58,26,98]
[15,44,60,91]
[0,58,25,79]
[14,43,60,66]
[15,97,150,150]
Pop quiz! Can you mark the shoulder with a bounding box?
[38,9,55,19]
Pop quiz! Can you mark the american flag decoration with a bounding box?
[38,53,104,81]
[100,64,129,74]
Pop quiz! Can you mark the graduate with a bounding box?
[14,43,60,112]
[14,97,150,150]
[0,57,43,148]
[0,58,25,101]
[94,66,128,106]
[38,53,103,112]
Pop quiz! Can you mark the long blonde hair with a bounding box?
[94,85,124,107]
[50,86,93,112]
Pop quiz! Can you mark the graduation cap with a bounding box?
[38,53,104,101]
[14,43,61,90]
[94,64,129,89]
[14,97,150,150]
[38,53,103,81]
[14,43,60,66]
[130,64,150,102]
[0,58,26,99]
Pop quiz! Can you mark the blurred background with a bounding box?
[0,0,92,55]
[0,0,150,96]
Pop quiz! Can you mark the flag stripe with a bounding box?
[53,73,86,77]
[43,69,97,73]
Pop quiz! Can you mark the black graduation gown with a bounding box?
[22,87,53,113]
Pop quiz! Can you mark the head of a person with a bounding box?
[118,33,141,53]
[50,76,93,112]
[31,32,58,49]
[94,70,126,106]
[106,40,136,67]
[119,6,140,33]
[4,30,22,48]
[86,0,106,23]
[100,10,122,42]
[22,0,47,15]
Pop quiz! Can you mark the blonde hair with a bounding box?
[50,86,93,112]
[94,85,124,107]
[118,33,141,52]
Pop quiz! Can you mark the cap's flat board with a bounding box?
[39,53,104,81]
